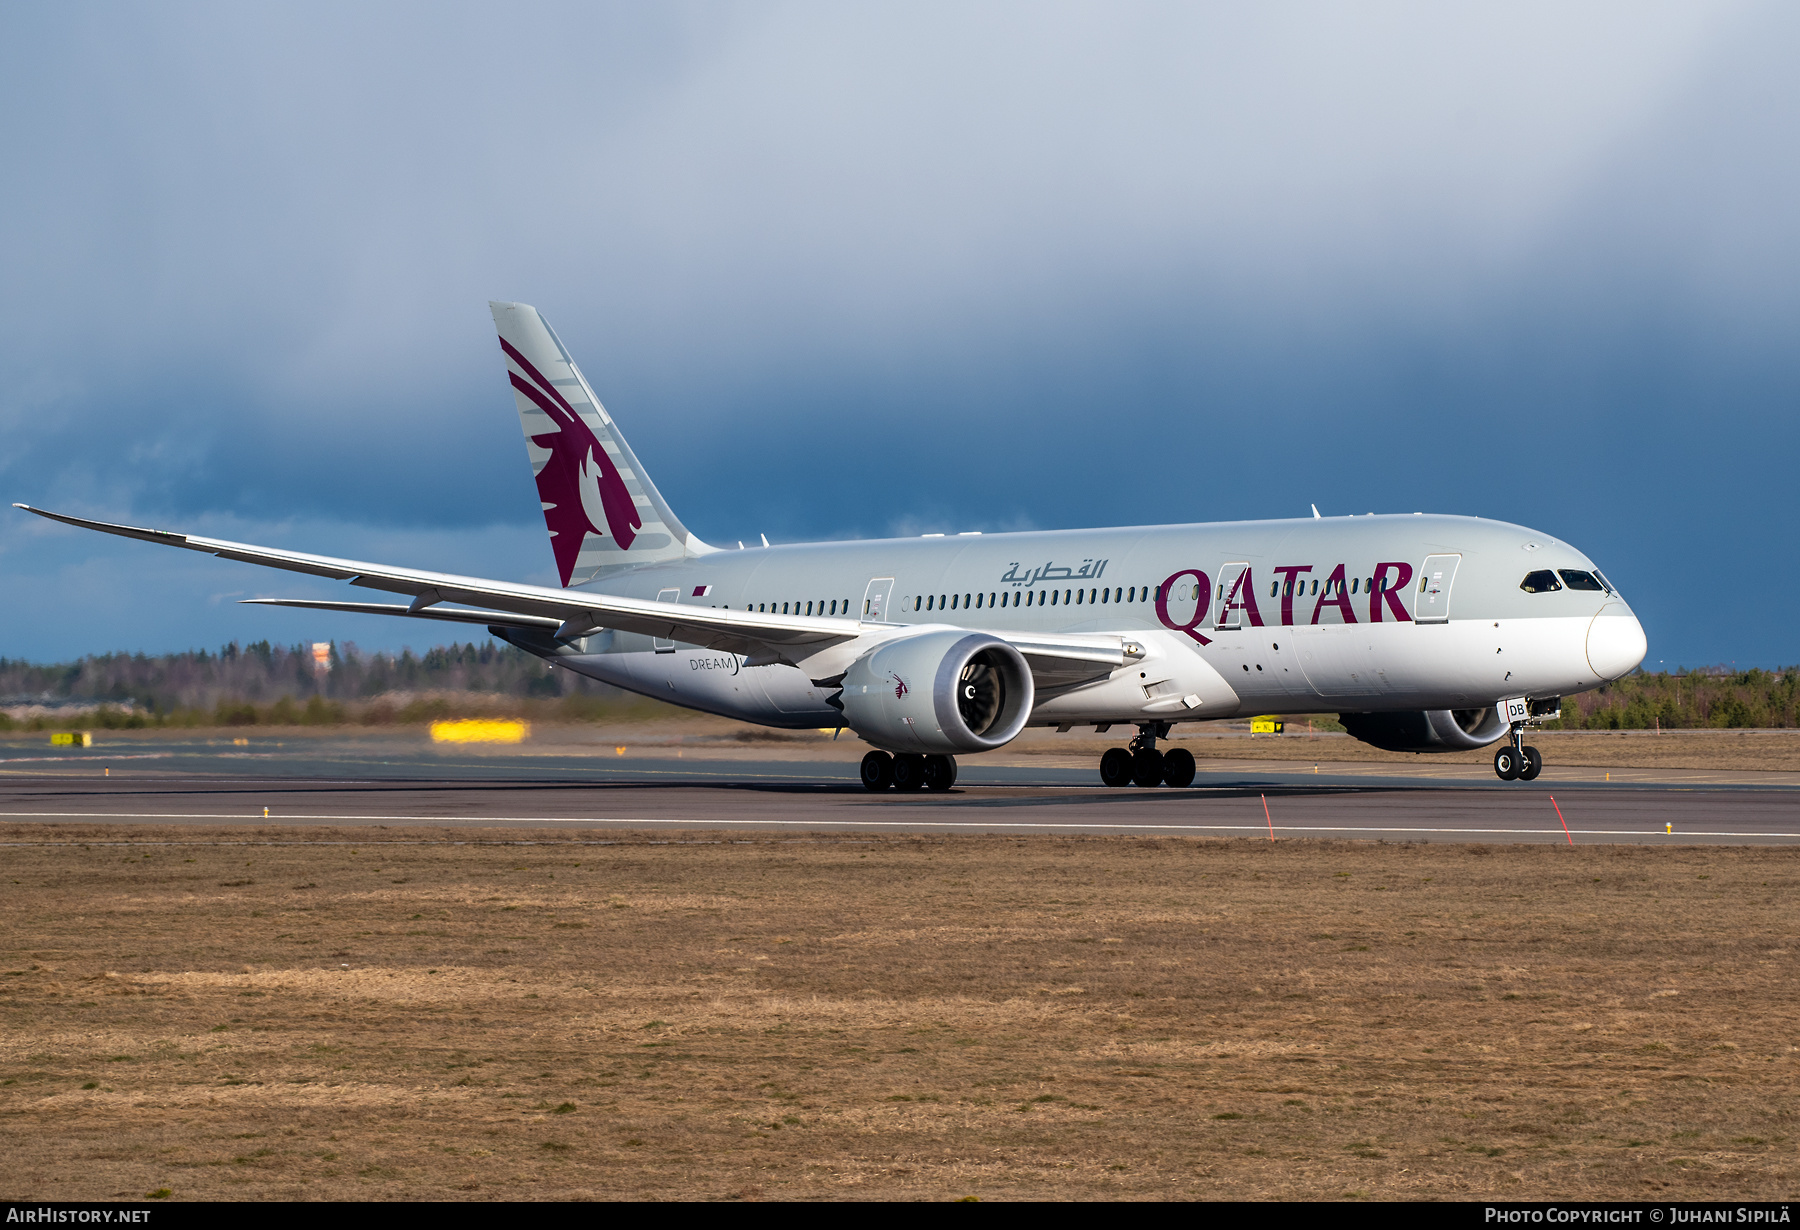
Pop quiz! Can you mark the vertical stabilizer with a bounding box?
[490,301,713,586]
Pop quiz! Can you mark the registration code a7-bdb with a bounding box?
[1497,696,1531,725]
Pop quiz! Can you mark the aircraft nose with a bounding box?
[1587,604,1647,681]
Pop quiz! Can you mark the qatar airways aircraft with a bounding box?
[17,302,1646,792]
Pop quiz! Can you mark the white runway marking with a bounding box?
[2,810,1799,840]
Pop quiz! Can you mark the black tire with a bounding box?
[1494,747,1521,781]
[891,753,927,792]
[1131,747,1166,787]
[1161,746,1196,788]
[860,750,894,791]
[1519,745,1543,781]
[923,754,957,792]
[1099,747,1133,787]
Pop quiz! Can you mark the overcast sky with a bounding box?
[2,1,1795,668]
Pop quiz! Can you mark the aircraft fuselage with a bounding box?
[526,512,1644,732]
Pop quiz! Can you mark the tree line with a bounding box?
[0,640,641,729]
[1544,667,1800,731]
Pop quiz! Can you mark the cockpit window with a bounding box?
[1520,569,1562,594]
[1558,569,1605,591]
[1592,570,1615,595]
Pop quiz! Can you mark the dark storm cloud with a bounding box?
[1,1,1795,663]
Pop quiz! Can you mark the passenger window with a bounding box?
[1558,569,1605,591]
[965,593,971,608]
[926,595,934,611]
[1271,581,1280,598]
[1520,570,1562,594]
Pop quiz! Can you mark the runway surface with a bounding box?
[3,735,1798,844]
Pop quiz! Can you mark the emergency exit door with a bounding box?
[1213,562,1250,630]
[653,588,679,651]
[861,577,895,623]
[1414,554,1461,624]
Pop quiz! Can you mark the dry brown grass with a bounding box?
[0,824,1795,1201]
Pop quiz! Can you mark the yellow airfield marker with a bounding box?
[615,747,626,756]
[430,719,528,744]
[263,807,269,818]
[50,732,91,747]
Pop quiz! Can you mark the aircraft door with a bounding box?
[862,577,895,623]
[1414,554,1461,624]
[653,588,679,652]
[1213,562,1249,630]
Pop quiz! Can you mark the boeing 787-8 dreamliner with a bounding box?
[16,302,1646,791]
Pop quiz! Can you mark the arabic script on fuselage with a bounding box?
[1000,559,1109,589]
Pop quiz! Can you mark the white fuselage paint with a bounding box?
[523,513,1645,737]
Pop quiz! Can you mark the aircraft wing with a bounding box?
[15,504,856,657]
[15,506,1129,678]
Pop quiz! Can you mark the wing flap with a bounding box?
[241,599,565,631]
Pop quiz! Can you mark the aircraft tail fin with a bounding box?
[490,301,713,586]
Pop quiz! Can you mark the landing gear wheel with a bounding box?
[1519,746,1543,781]
[860,750,894,791]
[1494,746,1521,781]
[1132,747,1166,787]
[891,753,927,792]
[1161,746,1196,788]
[1099,747,1133,787]
[923,754,958,792]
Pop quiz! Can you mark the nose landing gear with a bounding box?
[1493,724,1543,782]
[1099,724,1195,787]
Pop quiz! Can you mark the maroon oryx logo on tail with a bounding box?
[501,338,641,585]
[889,672,909,700]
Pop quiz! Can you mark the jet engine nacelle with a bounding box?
[839,629,1035,755]
[1339,707,1509,753]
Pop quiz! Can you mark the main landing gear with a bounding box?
[1493,724,1543,782]
[1099,724,1196,788]
[861,750,957,792]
